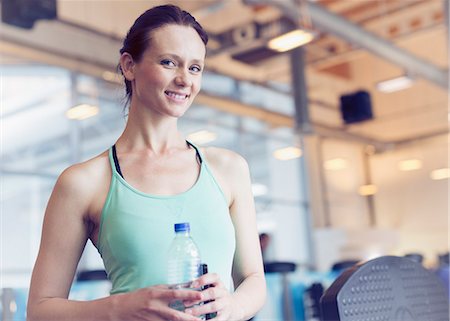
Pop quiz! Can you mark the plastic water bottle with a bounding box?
[167,222,201,311]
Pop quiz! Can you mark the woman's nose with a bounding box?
[174,70,192,87]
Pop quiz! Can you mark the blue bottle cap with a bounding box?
[174,222,190,232]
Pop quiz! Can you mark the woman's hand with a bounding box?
[184,274,243,321]
[111,284,204,321]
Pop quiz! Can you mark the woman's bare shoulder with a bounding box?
[202,146,249,173]
[56,150,110,197]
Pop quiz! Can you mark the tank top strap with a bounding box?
[110,145,124,178]
[185,141,228,204]
[186,140,203,164]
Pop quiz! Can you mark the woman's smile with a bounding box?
[165,90,190,103]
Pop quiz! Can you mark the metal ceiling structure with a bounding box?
[246,0,448,88]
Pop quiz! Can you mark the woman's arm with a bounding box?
[27,164,203,321]
[27,164,99,320]
[227,152,267,320]
[191,149,266,321]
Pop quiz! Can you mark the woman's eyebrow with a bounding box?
[157,53,204,65]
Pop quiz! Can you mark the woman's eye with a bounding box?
[161,59,176,67]
[190,65,202,73]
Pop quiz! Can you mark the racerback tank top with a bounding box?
[97,142,236,294]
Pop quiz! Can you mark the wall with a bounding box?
[312,133,448,270]
[371,134,448,264]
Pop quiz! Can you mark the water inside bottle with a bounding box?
[168,281,205,319]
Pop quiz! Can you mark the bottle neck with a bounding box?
[175,230,190,237]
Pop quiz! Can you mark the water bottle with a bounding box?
[167,222,201,311]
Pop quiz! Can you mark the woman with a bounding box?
[27,4,266,321]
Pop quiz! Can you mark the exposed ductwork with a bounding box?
[244,0,449,89]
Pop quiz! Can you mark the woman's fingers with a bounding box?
[168,288,203,301]
[202,286,225,301]
[184,283,227,307]
[191,273,222,289]
[184,286,232,318]
[183,298,202,308]
[182,287,212,307]
[159,288,204,321]
[180,273,230,318]
[185,299,223,317]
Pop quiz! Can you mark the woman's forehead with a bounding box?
[147,24,206,59]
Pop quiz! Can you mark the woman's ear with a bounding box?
[119,53,135,81]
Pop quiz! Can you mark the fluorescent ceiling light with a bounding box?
[376,75,414,93]
[102,71,122,84]
[187,130,217,145]
[358,184,378,196]
[65,104,99,120]
[267,29,315,52]
[324,158,348,171]
[273,147,302,160]
[252,183,268,197]
[430,168,450,180]
[9,301,17,313]
[398,159,422,171]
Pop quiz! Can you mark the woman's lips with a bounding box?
[165,90,189,101]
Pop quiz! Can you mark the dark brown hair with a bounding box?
[119,4,208,106]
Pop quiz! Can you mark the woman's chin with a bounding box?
[166,107,189,119]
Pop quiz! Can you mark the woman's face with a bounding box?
[130,24,206,118]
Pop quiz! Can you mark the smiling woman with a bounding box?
[118,4,208,110]
[26,4,266,321]
[120,24,205,119]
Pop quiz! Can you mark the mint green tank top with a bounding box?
[97,143,236,294]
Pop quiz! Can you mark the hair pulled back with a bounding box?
[119,5,208,106]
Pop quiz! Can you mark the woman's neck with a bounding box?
[117,105,186,154]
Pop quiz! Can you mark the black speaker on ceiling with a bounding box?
[339,90,373,124]
[1,0,57,29]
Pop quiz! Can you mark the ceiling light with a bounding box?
[267,29,315,52]
[187,130,217,145]
[324,158,348,171]
[65,104,99,120]
[273,147,302,160]
[430,168,450,180]
[398,159,422,171]
[252,183,268,197]
[102,71,122,84]
[358,184,378,196]
[376,75,414,93]
[9,301,17,313]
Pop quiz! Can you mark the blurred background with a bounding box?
[1,0,448,320]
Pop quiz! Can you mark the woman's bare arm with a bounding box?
[27,164,112,321]
[228,152,267,320]
[202,148,267,320]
